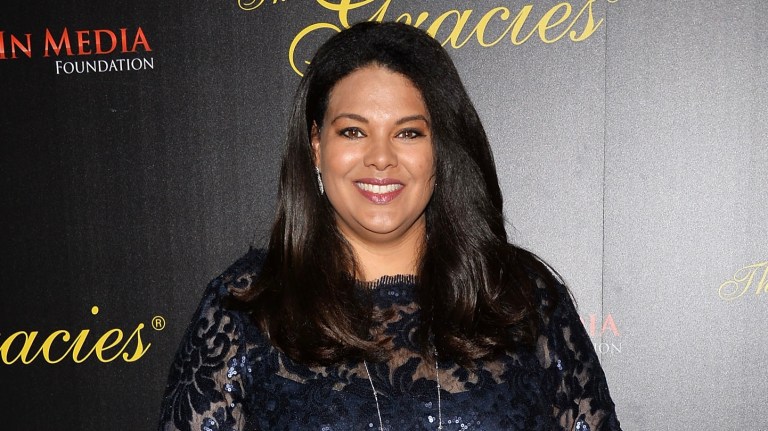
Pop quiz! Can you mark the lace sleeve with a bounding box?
[158,276,248,431]
[537,279,622,431]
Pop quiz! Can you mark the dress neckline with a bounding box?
[356,274,417,290]
[355,274,418,306]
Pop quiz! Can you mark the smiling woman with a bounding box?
[312,66,435,279]
[159,21,621,431]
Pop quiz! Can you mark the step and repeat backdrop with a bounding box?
[1,1,765,429]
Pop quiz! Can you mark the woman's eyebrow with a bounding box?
[396,114,430,126]
[331,113,368,124]
[330,113,430,126]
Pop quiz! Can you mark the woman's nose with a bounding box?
[363,135,397,170]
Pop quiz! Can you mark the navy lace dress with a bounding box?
[158,249,621,431]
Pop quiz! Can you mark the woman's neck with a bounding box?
[341,220,426,282]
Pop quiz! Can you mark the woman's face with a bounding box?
[312,65,435,246]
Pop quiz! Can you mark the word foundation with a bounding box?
[55,57,154,75]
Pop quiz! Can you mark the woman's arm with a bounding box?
[158,277,248,431]
[538,277,622,431]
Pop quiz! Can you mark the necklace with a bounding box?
[362,358,443,430]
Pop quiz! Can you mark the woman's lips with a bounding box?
[354,179,404,204]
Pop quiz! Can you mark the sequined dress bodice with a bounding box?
[159,249,621,431]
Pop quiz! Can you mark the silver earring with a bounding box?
[315,167,324,195]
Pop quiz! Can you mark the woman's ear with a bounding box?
[311,121,321,168]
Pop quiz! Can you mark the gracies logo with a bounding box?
[0,306,164,365]
[237,0,620,75]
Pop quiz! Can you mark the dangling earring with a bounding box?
[315,166,324,195]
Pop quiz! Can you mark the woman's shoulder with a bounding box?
[180,247,268,337]
[509,249,622,430]
[175,247,268,351]
[198,247,267,305]
[508,246,570,309]
[159,248,268,430]
[212,247,266,292]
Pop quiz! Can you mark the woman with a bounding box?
[159,21,621,431]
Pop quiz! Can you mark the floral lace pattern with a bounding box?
[159,249,621,430]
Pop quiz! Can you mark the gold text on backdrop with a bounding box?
[718,261,768,301]
[0,306,157,365]
[239,0,287,10]
[236,0,617,75]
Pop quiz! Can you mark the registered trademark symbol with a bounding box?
[151,315,166,331]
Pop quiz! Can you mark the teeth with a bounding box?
[356,182,403,194]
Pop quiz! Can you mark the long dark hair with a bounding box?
[235,21,558,365]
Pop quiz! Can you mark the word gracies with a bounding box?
[283,0,613,75]
[0,306,152,365]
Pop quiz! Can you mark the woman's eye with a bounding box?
[340,128,365,139]
[397,129,424,139]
